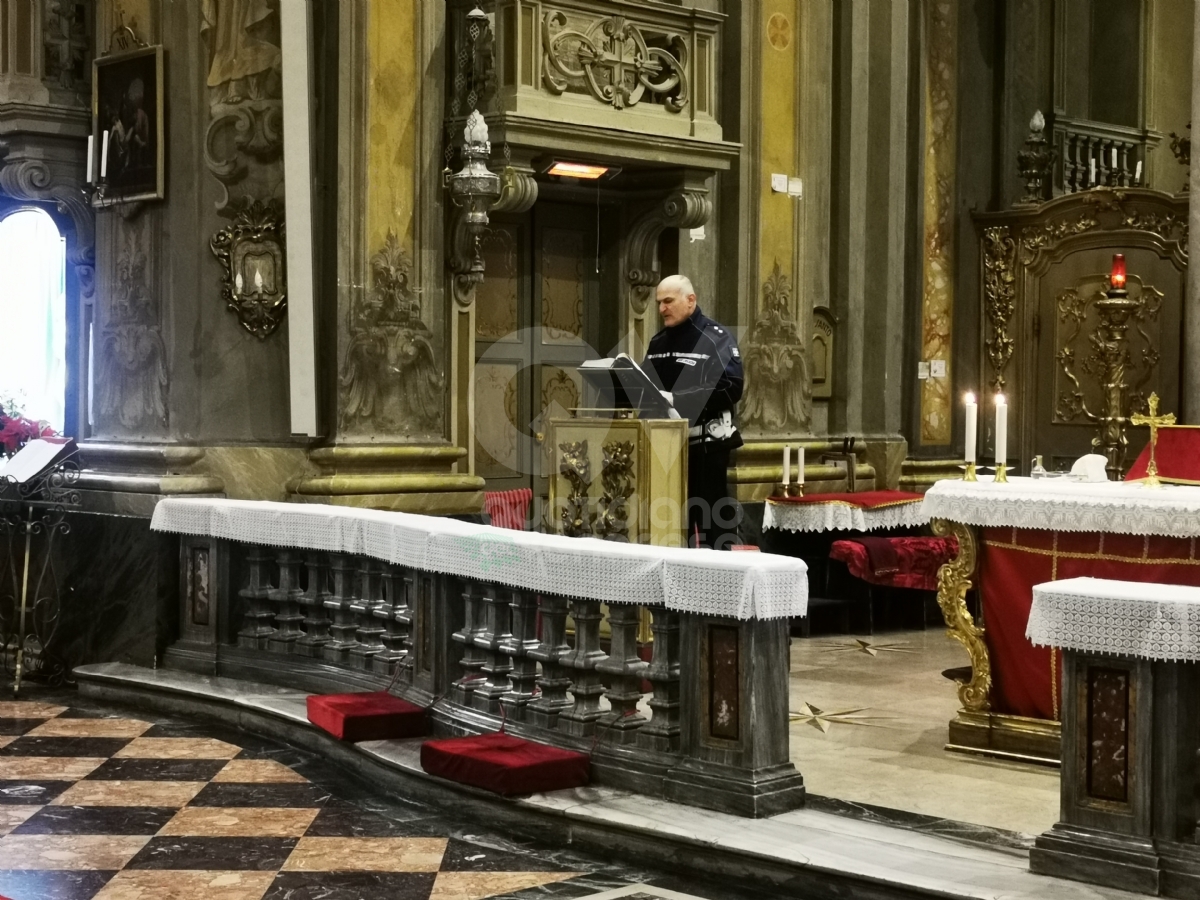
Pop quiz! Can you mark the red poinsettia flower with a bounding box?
[0,414,56,455]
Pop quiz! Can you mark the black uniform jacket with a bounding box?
[643,306,744,449]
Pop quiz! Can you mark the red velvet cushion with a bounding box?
[830,537,958,591]
[420,732,590,796]
[306,692,429,742]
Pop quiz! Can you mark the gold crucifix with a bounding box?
[1130,392,1176,488]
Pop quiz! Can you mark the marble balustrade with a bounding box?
[163,535,805,817]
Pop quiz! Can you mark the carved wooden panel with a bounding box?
[474,361,521,480]
[476,223,520,342]
[540,226,585,343]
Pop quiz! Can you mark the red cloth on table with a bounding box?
[1124,425,1200,484]
[484,488,532,531]
[770,490,925,509]
[830,537,958,590]
[306,692,429,742]
[420,732,590,796]
[980,527,1200,720]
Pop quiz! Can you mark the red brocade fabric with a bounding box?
[1124,426,1200,484]
[830,537,959,591]
[979,527,1200,720]
[484,488,533,531]
[420,733,591,796]
[306,692,429,743]
[770,490,925,510]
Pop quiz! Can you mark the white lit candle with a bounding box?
[995,394,1008,469]
[964,393,977,464]
[86,135,94,185]
[100,130,109,179]
[254,269,264,291]
[1111,147,1117,168]
[1089,157,1096,185]
[235,272,244,294]
[782,446,790,486]
[1135,160,1142,183]
[796,446,805,485]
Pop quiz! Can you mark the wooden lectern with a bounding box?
[545,356,688,548]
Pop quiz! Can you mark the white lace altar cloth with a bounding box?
[151,498,807,621]
[762,499,928,533]
[923,476,1200,538]
[1028,577,1200,662]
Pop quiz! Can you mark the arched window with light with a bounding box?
[0,207,68,433]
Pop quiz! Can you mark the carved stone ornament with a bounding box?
[625,190,711,315]
[341,231,444,434]
[210,198,287,339]
[594,440,635,541]
[559,440,592,538]
[542,11,688,112]
[741,261,811,434]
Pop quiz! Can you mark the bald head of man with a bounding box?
[656,274,697,327]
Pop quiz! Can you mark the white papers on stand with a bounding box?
[0,438,73,484]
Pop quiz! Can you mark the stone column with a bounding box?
[1186,2,1200,422]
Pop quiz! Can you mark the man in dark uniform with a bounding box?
[642,275,744,549]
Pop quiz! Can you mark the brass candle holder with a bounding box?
[775,483,804,498]
[994,462,1009,483]
[963,462,978,482]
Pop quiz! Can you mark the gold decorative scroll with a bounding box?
[559,440,592,537]
[932,519,990,712]
[595,441,636,541]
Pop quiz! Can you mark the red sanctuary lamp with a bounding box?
[1109,253,1127,293]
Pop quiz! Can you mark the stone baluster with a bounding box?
[236,547,276,650]
[528,594,573,728]
[396,571,418,677]
[470,586,514,713]
[349,558,386,671]
[267,550,306,653]
[558,599,608,737]
[451,581,487,702]
[294,552,332,658]
[323,553,361,665]
[500,589,540,719]
[372,565,409,678]
[637,607,681,754]
[595,604,648,742]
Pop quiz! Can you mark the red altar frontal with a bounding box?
[924,474,1200,763]
[980,527,1200,721]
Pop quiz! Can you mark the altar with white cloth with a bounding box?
[923,476,1200,763]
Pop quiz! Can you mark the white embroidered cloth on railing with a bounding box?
[923,476,1200,537]
[1027,576,1200,662]
[762,500,928,533]
[150,498,808,621]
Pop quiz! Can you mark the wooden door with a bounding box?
[473,202,601,511]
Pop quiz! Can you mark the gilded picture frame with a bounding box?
[92,44,165,203]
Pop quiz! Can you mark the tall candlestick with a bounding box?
[100,130,110,179]
[1089,157,1096,185]
[995,394,1008,468]
[86,135,94,185]
[964,393,977,464]
[796,446,805,484]
[782,446,790,486]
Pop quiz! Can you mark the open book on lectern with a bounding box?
[578,353,679,418]
[0,437,76,486]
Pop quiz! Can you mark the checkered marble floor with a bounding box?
[0,694,675,900]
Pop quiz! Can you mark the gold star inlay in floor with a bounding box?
[789,702,895,734]
[817,638,915,657]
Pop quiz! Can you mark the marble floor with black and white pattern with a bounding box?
[0,688,769,900]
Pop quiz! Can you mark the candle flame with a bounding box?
[996,393,1006,405]
[964,392,975,404]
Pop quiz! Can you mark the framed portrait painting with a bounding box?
[92,44,165,202]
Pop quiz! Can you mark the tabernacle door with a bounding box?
[546,415,687,547]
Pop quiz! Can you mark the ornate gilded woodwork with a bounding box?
[542,11,687,112]
[982,227,1017,393]
[558,439,591,537]
[741,261,811,435]
[340,231,444,434]
[209,198,287,339]
[932,519,990,712]
[594,440,635,541]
